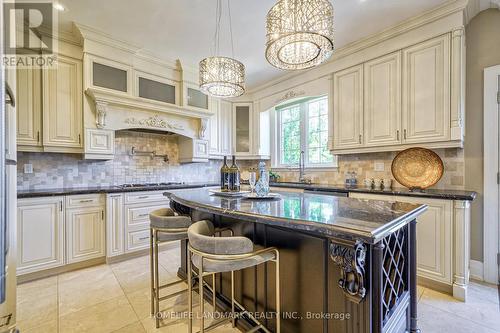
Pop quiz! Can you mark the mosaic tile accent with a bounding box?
[17,130,465,192]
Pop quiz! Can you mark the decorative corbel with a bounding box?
[199,118,209,139]
[330,239,368,303]
[95,101,108,129]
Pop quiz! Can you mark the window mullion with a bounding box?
[301,102,308,166]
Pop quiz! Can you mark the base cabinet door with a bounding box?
[66,207,105,264]
[348,192,452,285]
[17,197,64,275]
[106,194,124,257]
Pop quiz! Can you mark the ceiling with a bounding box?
[58,0,450,90]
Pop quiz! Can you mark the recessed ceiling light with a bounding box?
[53,3,66,11]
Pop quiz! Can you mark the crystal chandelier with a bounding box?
[265,0,335,70]
[199,0,245,98]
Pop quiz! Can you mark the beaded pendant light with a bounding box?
[265,0,335,70]
[199,0,245,98]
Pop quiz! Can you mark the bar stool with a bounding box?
[150,209,226,329]
[187,220,281,333]
[149,208,193,328]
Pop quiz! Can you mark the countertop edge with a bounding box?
[269,183,477,201]
[169,192,427,244]
[17,183,219,199]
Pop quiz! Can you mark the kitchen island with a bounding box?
[168,188,427,333]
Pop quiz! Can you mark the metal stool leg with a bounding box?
[212,274,216,311]
[231,270,235,328]
[199,258,205,333]
[275,251,281,333]
[150,228,155,316]
[154,230,160,329]
[188,249,193,333]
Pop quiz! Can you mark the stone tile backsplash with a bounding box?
[265,148,465,190]
[17,130,465,191]
[17,130,220,190]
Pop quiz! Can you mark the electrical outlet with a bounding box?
[24,164,33,174]
[374,161,385,172]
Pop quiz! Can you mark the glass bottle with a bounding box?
[220,156,230,192]
[255,161,270,197]
[229,155,240,192]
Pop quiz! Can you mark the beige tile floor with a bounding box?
[17,246,500,333]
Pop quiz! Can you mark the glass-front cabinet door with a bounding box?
[233,103,253,155]
[92,62,129,93]
[136,72,178,105]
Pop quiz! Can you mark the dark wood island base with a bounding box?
[168,189,427,333]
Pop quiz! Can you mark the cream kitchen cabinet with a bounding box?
[331,33,462,155]
[348,192,471,300]
[231,102,270,159]
[402,34,450,144]
[17,197,65,275]
[209,99,232,158]
[16,55,84,153]
[332,65,364,150]
[43,55,84,152]
[65,195,106,264]
[106,191,170,258]
[16,67,42,151]
[364,52,402,147]
[233,102,253,156]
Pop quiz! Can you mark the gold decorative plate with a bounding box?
[391,148,444,190]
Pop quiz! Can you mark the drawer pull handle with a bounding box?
[137,214,149,218]
[138,236,149,241]
[79,199,94,203]
[138,196,149,199]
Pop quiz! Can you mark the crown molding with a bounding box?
[247,0,468,95]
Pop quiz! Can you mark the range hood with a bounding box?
[78,23,211,163]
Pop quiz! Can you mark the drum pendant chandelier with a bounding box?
[199,0,245,98]
[265,0,335,70]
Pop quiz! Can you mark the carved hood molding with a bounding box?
[86,87,206,139]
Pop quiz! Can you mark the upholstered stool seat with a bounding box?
[187,220,281,333]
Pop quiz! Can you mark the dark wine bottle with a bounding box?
[229,155,240,192]
[220,156,230,191]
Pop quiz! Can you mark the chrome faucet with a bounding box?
[298,150,310,184]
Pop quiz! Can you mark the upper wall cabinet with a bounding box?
[17,55,84,153]
[208,100,232,158]
[402,34,450,144]
[182,82,215,114]
[233,103,253,156]
[16,67,42,150]
[43,55,83,151]
[332,65,364,150]
[364,51,402,147]
[332,33,461,155]
[88,56,132,94]
[135,71,179,105]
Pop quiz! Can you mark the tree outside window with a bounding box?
[276,96,335,168]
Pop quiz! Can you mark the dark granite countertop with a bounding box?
[169,188,427,243]
[269,182,477,201]
[17,183,219,199]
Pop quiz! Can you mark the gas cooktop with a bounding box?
[118,182,184,188]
